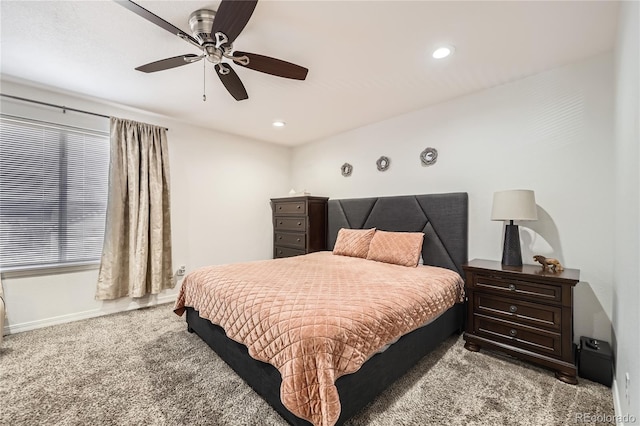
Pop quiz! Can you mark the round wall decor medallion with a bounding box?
[341,163,353,177]
[376,156,390,171]
[420,147,438,166]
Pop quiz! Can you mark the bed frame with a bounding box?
[185,192,468,425]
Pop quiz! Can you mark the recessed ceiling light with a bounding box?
[432,46,455,59]
[272,121,286,128]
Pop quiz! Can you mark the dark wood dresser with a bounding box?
[463,259,580,384]
[271,196,329,259]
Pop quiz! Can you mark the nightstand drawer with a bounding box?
[275,232,305,249]
[474,315,562,357]
[474,294,562,331]
[274,246,305,258]
[274,217,306,232]
[473,274,561,304]
[273,201,306,215]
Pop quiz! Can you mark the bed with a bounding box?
[175,193,468,426]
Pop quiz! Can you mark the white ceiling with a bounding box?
[0,1,619,146]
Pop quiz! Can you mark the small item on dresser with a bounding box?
[533,255,564,272]
[288,188,296,196]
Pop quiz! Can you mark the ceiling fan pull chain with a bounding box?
[202,59,207,102]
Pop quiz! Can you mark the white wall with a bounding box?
[292,54,615,344]
[1,78,290,333]
[612,1,639,421]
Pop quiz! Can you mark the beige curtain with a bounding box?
[0,276,5,344]
[96,117,173,300]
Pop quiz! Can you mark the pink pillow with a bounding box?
[366,230,424,267]
[333,228,376,258]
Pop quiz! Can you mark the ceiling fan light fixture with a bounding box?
[432,46,455,59]
[272,120,286,128]
[189,9,217,44]
[120,0,309,101]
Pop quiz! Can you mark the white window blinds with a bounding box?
[0,116,109,271]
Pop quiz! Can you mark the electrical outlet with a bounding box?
[177,265,186,276]
[625,372,631,404]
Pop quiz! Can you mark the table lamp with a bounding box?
[491,190,538,266]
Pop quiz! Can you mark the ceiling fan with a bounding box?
[116,0,308,101]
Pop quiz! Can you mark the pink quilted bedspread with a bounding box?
[174,251,464,426]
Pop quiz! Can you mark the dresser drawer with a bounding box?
[273,201,306,215]
[474,314,562,357]
[274,217,306,232]
[474,293,562,331]
[274,246,305,258]
[472,273,561,304]
[275,232,305,249]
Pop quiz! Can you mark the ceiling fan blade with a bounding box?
[233,52,308,80]
[135,54,201,73]
[211,0,258,44]
[215,64,248,101]
[115,0,200,46]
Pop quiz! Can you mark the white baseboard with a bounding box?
[613,378,623,424]
[2,293,177,336]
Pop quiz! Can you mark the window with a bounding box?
[0,115,109,272]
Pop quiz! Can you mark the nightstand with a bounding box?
[463,259,580,384]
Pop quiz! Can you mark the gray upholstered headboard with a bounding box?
[328,193,468,275]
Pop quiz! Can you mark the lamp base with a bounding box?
[502,224,523,266]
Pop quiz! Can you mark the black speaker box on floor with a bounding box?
[578,336,613,387]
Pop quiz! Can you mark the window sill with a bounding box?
[0,262,99,279]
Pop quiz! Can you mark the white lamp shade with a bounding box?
[491,190,538,221]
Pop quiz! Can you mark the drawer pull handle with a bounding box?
[508,284,516,291]
[278,250,282,254]
[297,222,302,226]
[278,236,282,240]
[297,205,301,209]
[278,206,282,210]
[279,221,283,225]
[509,305,518,313]
[297,238,301,242]
[509,329,518,337]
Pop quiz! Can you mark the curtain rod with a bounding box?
[0,93,168,131]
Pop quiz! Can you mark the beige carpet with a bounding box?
[0,304,614,425]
